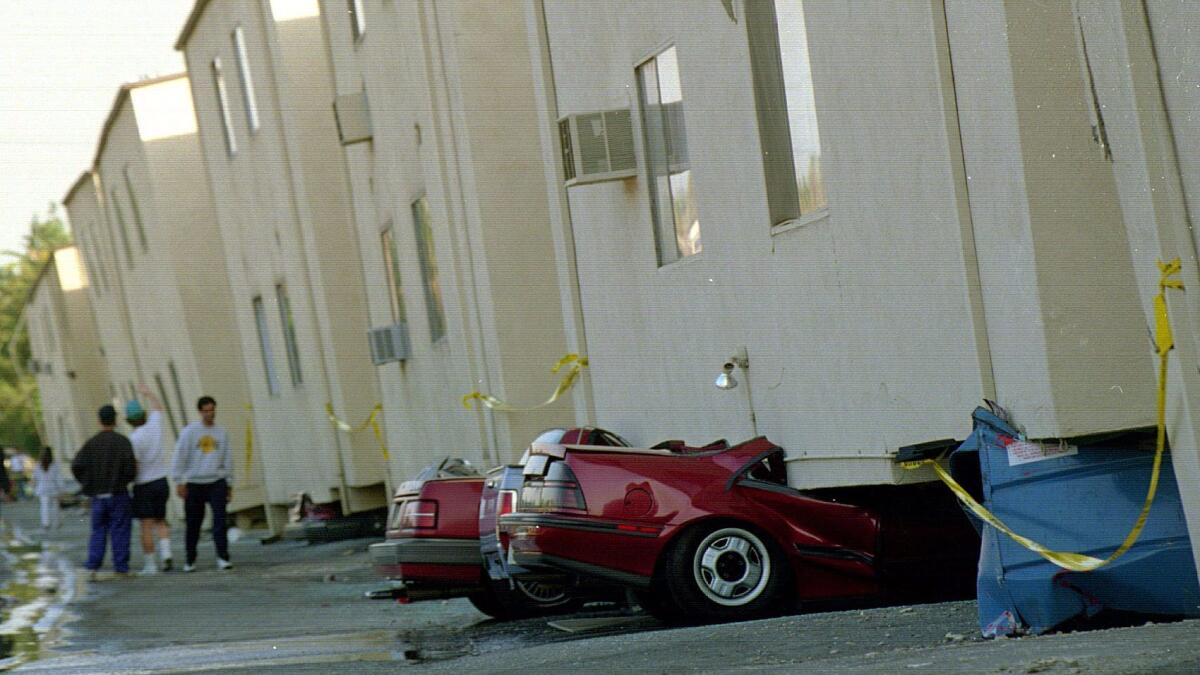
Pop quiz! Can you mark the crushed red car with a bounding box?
[369,428,631,619]
[500,436,978,624]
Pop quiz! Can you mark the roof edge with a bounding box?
[176,0,214,51]
[91,72,189,172]
[62,171,94,206]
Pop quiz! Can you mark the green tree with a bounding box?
[0,205,72,453]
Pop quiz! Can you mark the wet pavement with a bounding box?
[2,498,1200,672]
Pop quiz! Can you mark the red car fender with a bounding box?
[559,440,883,599]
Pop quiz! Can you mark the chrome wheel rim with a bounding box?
[692,527,771,607]
[514,579,569,605]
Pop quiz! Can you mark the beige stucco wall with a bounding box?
[945,0,1155,438]
[318,0,579,481]
[1058,0,1200,583]
[91,75,267,513]
[62,175,143,410]
[181,0,385,512]
[26,248,110,461]
[537,0,993,487]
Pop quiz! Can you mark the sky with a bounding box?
[0,1,194,254]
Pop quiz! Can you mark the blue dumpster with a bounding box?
[949,407,1200,636]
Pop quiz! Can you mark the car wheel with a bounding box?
[468,578,578,620]
[634,587,680,622]
[467,588,506,619]
[662,523,790,624]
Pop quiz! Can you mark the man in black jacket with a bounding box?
[72,405,137,579]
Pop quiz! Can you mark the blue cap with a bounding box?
[125,399,146,421]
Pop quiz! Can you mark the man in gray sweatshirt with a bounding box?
[171,395,233,572]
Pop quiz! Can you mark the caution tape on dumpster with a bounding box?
[904,258,1183,572]
[326,402,390,461]
[461,353,588,412]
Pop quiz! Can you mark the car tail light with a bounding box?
[497,489,517,551]
[398,500,438,529]
[498,490,517,517]
[520,460,587,512]
[388,501,406,530]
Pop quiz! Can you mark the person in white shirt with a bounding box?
[127,386,174,575]
[172,395,233,572]
[32,446,65,530]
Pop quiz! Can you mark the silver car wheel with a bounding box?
[692,527,772,607]
[514,579,569,605]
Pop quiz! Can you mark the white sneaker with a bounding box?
[183,563,196,573]
[216,558,234,571]
[139,561,158,576]
[157,539,174,568]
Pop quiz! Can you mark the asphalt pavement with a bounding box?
[2,498,1200,673]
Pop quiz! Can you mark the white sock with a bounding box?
[158,538,173,561]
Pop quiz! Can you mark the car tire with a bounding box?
[661,522,791,624]
[468,578,578,620]
[634,586,680,623]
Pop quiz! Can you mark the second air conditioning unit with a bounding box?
[558,109,636,186]
[368,322,411,365]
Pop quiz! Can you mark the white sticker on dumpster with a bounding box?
[1005,440,1078,466]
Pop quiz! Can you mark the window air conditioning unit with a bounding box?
[558,109,636,186]
[368,321,412,365]
[334,91,372,145]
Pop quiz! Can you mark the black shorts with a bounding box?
[132,477,169,519]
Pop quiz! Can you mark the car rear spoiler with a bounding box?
[529,442,677,459]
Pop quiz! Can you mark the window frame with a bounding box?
[122,165,149,252]
[410,196,446,343]
[276,283,303,387]
[212,57,238,156]
[745,0,828,232]
[348,0,367,43]
[108,188,135,268]
[232,26,261,134]
[168,360,188,426]
[155,373,180,437]
[381,221,408,324]
[252,295,281,396]
[635,44,702,267]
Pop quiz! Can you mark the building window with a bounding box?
[746,0,826,226]
[276,284,303,386]
[253,296,280,396]
[155,373,179,437]
[411,196,446,342]
[82,225,109,293]
[232,26,261,134]
[637,46,701,265]
[348,0,366,41]
[123,166,149,252]
[109,189,135,267]
[381,223,407,323]
[41,311,55,352]
[212,57,238,156]
[168,361,188,426]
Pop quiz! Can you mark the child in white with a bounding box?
[32,447,65,530]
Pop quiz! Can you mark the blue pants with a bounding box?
[86,494,132,573]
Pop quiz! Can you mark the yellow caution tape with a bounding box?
[244,403,254,474]
[462,353,589,412]
[905,258,1183,572]
[326,402,390,461]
